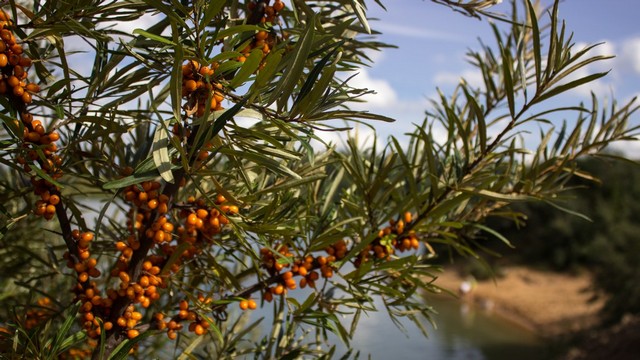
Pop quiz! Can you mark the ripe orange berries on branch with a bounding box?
[0,10,63,221]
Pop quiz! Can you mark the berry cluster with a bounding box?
[180,60,224,118]
[0,11,36,104]
[259,244,335,302]
[155,297,211,339]
[256,213,421,301]
[59,341,97,360]
[23,297,54,330]
[247,0,285,24]
[239,1,285,63]
[0,10,63,221]
[354,212,419,267]
[63,230,114,339]
[101,187,237,340]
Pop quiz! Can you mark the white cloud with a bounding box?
[345,68,399,108]
[618,37,640,75]
[99,12,166,37]
[373,22,464,42]
[433,68,484,89]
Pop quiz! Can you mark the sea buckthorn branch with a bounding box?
[0,10,73,251]
[2,0,403,356]
[109,210,425,346]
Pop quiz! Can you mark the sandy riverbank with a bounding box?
[432,266,604,338]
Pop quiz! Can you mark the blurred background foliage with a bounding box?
[484,155,640,324]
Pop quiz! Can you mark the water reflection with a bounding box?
[338,295,549,360]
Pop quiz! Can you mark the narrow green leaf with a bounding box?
[533,71,610,105]
[108,330,155,360]
[251,174,325,196]
[31,165,64,189]
[268,14,316,106]
[502,48,515,117]
[350,0,371,34]
[527,0,542,88]
[294,63,336,118]
[544,0,560,82]
[460,187,534,201]
[51,302,81,354]
[292,42,343,113]
[463,87,486,153]
[472,223,514,248]
[229,48,263,89]
[170,20,184,121]
[102,167,178,190]
[56,331,87,355]
[215,25,264,41]
[253,49,283,92]
[200,1,225,30]
[218,147,301,179]
[132,29,175,45]
[177,335,205,360]
[152,122,174,183]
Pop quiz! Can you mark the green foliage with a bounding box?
[0,0,637,358]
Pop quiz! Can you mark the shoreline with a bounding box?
[431,265,604,339]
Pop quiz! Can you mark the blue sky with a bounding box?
[62,1,640,155]
[343,0,640,155]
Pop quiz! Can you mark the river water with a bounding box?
[340,295,549,359]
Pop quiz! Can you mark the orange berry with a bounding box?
[248,299,257,310]
[19,57,31,67]
[45,204,56,214]
[10,44,22,54]
[49,194,60,205]
[194,324,205,335]
[119,272,130,283]
[404,212,413,224]
[147,199,158,209]
[184,79,197,92]
[298,266,307,277]
[12,85,23,97]
[7,75,18,88]
[239,300,249,310]
[187,213,197,225]
[82,232,94,242]
[273,285,284,295]
[21,91,31,104]
[78,272,89,282]
[196,208,208,219]
[26,83,40,93]
[127,329,139,339]
[117,317,127,327]
[0,53,8,67]
[255,31,268,41]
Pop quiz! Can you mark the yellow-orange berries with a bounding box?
[248,299,257,310]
